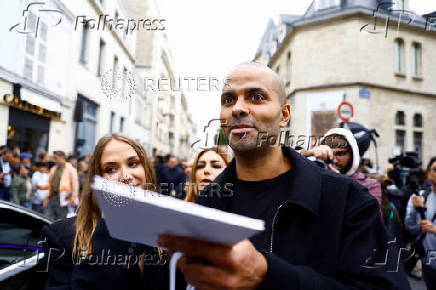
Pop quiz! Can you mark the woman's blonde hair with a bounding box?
[185,146,231,203]
[72,133,156,261]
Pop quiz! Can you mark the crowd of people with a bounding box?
[0,143,230,220]
[1,62,435,289]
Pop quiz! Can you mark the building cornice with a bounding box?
[290,81,436,98]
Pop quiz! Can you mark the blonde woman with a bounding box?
[185,146,231,203]
[41,134,167,289]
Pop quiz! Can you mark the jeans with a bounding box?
[32,202,44,213]
[45,196,68,221]
[0,188,10,201]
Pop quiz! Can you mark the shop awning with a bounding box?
[20,88,61,112]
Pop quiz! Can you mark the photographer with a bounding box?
[405,157,436,288]
[301,128,382,206]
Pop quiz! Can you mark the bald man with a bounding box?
[158,62,409,289]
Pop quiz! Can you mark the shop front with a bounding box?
[2,86,61,160]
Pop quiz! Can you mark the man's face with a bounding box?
[2,152,12,162]
[332,147,352,174]
[168,157,178,168]
[53,154,65,164]
[427,161,436,186]
[220,65,289,153]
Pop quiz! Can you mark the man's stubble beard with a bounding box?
[227,128,280,156]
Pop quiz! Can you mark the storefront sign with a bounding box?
[2,94,61,119]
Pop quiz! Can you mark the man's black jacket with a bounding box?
[196,146,410,289]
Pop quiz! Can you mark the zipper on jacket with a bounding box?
[269,204,283,253]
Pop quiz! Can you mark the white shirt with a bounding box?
[0,158,12,187]
[32,171,49,204]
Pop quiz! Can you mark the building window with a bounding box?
[112,56,118,89]
[412,42,422,77]
[270,36,277,54]
[37,65,45,84]
[119,117,124,133]
[413,113,422,127]
[395,130,405,153]
[24,58,33,80]
[79,24,89,64]
[395,111,405,125]
[122,67,127,97]
[315,0,340,10]
[135,98,143,125]
[394,38,405,74]
[114,10,119,29]
[279,23,286,43]
[413,132,423,159]
[110,111,115,133]
[169,114,175,128]
[169,132,175,147]
[393,0,405,11]
[23,12,46,85]
[286,51,291,86]
[97,39,105,76]
[75,95,98,156]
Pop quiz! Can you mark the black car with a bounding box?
[0,201,50,290]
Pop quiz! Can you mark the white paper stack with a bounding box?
[91,175,265,247]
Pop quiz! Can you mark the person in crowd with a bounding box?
[20,152,33,170]
[359,158,375,174]
[183,160,193,178]
[68,155,78,168]
[153,155,166,186]
[77,159,89,200]
[10,163,32,208]
[10,145,21,173]
[41,133,167,289]
[158,62,409,289]
[161,156,186,199]
[0,147,13,201]
[43,150,79,220]
[185,147,231,203]
[369,173,405,243]
[182,160,193,194]
[405,157,436,289]
[31,162,49,213]
[301,129,382,206]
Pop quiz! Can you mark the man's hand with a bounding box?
[158,235,267,289]
[418,220,436,234]
[301,145,333,161]
[328,164,340,174]
[412,195,425,208]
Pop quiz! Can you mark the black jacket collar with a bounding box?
[208,146,322,216]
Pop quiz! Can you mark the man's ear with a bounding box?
[279,104,290,128]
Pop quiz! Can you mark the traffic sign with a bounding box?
[337,101,354,122]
